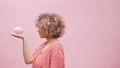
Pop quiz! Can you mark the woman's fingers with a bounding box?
[9,31,24,39]
[9,32,18,37]
[9,32,16,36]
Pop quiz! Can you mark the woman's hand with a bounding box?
[9,32,24,40]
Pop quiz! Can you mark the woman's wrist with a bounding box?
[22,37,25,41]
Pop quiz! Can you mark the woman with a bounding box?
[10,13,65,68]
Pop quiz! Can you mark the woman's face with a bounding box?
[37,27,48,38]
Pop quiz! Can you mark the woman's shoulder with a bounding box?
[50,43,64,57]
[50,43,64,51]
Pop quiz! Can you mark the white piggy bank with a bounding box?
[14,25,24,35]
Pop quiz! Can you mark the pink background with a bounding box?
[0,0,120,68]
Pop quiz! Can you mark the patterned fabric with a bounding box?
[32,42,65,68]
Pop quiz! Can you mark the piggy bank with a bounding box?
[14,25,24,35]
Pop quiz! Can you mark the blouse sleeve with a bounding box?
[50,45,65,68]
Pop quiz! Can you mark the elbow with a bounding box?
[25,58,33,64]
[25,60,33,64]
[24,56,33,64]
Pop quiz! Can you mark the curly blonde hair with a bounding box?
[35,13,65,38]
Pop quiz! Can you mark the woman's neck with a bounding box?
[46,38,58,44]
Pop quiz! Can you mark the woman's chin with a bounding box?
[39,35,45,38]
[39,36,43,38]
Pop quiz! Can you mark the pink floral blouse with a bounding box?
[32,42,65,68]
